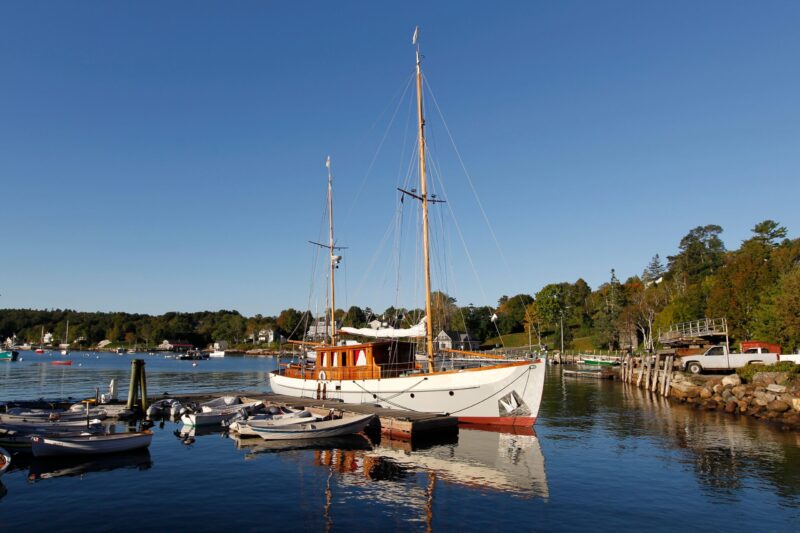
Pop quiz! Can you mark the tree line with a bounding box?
[2,220,798,352]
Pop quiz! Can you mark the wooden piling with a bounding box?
[651,354,661,392]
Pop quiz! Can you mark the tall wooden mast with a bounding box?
[414,27,435,370]
[326,156,337,347]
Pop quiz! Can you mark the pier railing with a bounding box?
[659,318,727,344]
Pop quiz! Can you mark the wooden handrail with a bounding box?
[287,340,323,346]
[441,348,507,360]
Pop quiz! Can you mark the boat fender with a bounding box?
[319,371,327,381]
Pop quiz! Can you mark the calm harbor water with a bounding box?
[1,352,799,531]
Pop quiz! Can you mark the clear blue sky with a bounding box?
[2,1,799,317]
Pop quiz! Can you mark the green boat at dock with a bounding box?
[578,357,619,366]
[0,350,20,362]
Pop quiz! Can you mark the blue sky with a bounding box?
[1,1,799,317]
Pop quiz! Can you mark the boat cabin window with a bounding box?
[341,352,348,366]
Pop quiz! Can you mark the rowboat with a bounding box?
[181,398,263,427]
[249,413,375,441]
[230,410,323,437]
[31,430,153,457]
[51,360,72,366]
[0,423,103,450]
[2,408,107,424]
[578,357,619,366]
[0,447,10,476]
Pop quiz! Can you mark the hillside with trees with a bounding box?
[2,220,798,353]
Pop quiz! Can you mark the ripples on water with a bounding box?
[1,354,799,531]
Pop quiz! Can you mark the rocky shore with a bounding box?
[668,371,800,431]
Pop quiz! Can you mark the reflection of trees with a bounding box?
[554,370,800,499]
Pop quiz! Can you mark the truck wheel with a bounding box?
[688,362,702,375]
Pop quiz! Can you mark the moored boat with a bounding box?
[578,357,620,366]
[0,351,19,362]
[51,360,72,366]
[31,430,153,457]
[268,28,545,428]
[249,413,375,441]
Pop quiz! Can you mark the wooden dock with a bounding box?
[152,391,459,441]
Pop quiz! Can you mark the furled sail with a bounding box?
[340,318,426,339]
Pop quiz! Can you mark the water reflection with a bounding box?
[26,450,153,481]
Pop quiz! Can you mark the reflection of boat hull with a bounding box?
[28,449,152,481]
[270,360,545,427]
[233,434,372,455]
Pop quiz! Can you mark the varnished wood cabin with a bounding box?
[283,340,417,381]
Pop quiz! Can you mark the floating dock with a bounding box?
[153,391,459,441]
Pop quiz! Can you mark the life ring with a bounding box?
[318,371,327,381]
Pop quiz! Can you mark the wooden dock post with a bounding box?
[125,359,147,411]
[651,354,662,392]
[662,356,673,397]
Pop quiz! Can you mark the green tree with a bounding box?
[750,219,787,246]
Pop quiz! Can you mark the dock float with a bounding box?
[154,391,459,441]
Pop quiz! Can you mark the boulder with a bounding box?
[712,384,724,394]
[724,401,737,414]
[721,390,735,403]
[737,400,749,412]
[722,374,741,387]
[766,384,787,393]
[732,385,748,399]
[753,372,790,385]
[793,398,800,412]
[768,400,790,413]
[700,388,713,399]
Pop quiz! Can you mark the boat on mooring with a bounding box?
[269,28,545,429]
[0,350,19,362]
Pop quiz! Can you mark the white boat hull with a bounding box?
[269,359,546,427]
[209,350,226,358]
[31,431,153,457]
[250,414,375,440]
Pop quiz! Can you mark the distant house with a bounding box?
[249,329,278,343]
[157,339,194,351]
[434,330,481,352]
[307,318,341,341]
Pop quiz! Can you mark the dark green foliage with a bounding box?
[736,361,800,384]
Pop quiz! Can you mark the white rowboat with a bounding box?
[31,430,153,457]
[249,414,375,441]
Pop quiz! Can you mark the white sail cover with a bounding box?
[340,318,426,339]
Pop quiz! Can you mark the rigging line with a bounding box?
[425,142,495,314]
[344,71,416,225]
[448,365,533,415]
[424,77,509,268]
[351,377,431,409]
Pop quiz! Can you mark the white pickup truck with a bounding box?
[680,345,779,374]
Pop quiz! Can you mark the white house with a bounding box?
[307,318,341,341]
[434,330,481,352]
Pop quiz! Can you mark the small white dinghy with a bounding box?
[181,399,263,427]
[249,413,375,441]
[231,410,323,437]
[0,446,10,476]
[31,430,153,457]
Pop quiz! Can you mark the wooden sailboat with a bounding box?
[269,28,545,428]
